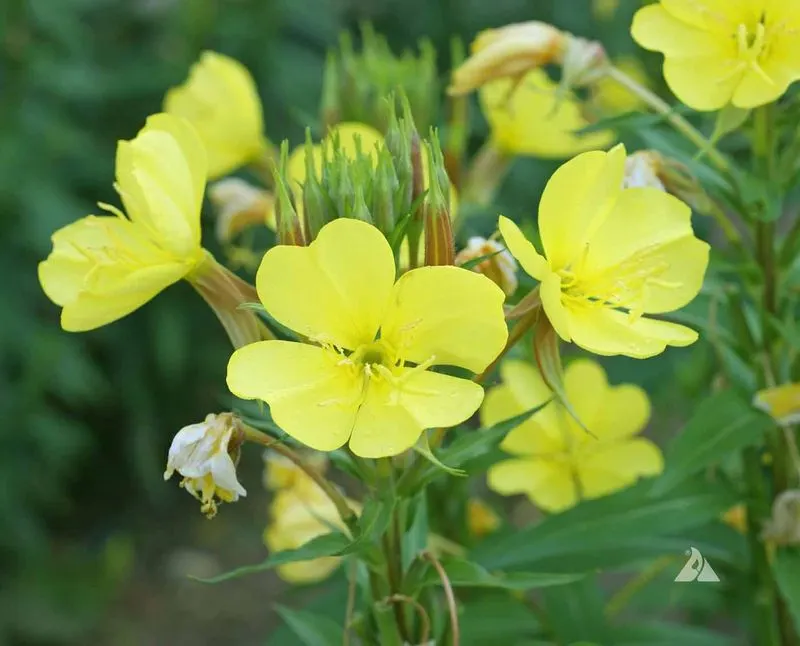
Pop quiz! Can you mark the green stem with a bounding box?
[743,447,781,646]
[240,423,358,529]
[378,459,410,642]
[604,65,729,172]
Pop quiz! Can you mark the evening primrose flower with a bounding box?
[165,51,268,179]
[227,218,508,458]
[264,477,348,584]
[484,359,662,512]
[631,0,800,110]
[498,145,709,358]
[164,413,246,518]
[480,70,613,158]
[38,114,207,332]
[449,22,567,96]
[455,237,518,296]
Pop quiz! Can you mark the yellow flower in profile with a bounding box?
[164,413,246,518]
[264,477,347,584]
[449,22,567,96]
[484,359,662,512]
[38,114,207,332]
[165,51,267,179]
[227,218,508,458]
[592,56,650,113]
[631,1,800,110]
[498,145,709,358]
[480,70,613,158]
[754,383,800,425]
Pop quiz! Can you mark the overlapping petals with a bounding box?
[499,145,709,358]
[227,218,508,458]
[484,359,662,512]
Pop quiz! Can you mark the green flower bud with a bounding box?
[273,141,305,247]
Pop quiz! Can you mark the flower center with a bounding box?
[737,21,766,63]
[350,340,395,372]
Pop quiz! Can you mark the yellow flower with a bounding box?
[262,450,328,491]
[480,69,613,158]
[631,0,800,110]
[38,114,208,332]
[467,498,501,537]
[164,51,267,179]
[449,22,567,96]
[592,56,650,113]
[227,218,508,458]
[264,478,346,584]
[164,413,246,518]
[498,145,709,358]
[484,359,663,512]
[754,382,800,425]
[455,237,518,296]
[722,504,748,534]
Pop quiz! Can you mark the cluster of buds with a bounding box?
[623,150,714,215]
[322,23,439,132]
[448,21,609,97]
[269,97,456,268]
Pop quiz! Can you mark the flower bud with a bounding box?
[423,132,455,266]
[455,236,518,295]
[208,178,275,243]
[448,21,568,96]
[164,412,246,518]
[559,34,610,90]
[273,141,306,247]
[762,490,800,545]
[371,148,398,235]
[301,130,332,242]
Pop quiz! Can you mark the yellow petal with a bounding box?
[115,113,206,257]
[631,4,731,56]
[480,70,613,158]
[256,219,395,349]
[164,51,265,179]
[732,61,799,109]
[380,266,508,374]
[540,271,572,342]
[578,438,663,499]
[497,216,548,280]
[582,187,709,314]
[226,341,361,452]
[565,305,698,358]
[488,458,578,512]
[348,379,423,458]
[538,146,626,271]
[395,369,485,429]
[275,559,341,584]
[754,383,800,425]
[480,371,563,456]
[562,358,608,430]
[662,56,739,111]
[593,383,651,440]
[38,215,189,331]
[661,0,759,32]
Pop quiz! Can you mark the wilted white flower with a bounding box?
[455,236,518,296]
[208,177,275,242]
[164,412,246,518]
[623,151,666,190]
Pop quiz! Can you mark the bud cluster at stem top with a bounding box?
[322,23,439,132]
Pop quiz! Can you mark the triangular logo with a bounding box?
[674,547,720,582]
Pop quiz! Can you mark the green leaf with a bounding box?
[458,249,503,270]
[401,493,429,571]
[413,433,467,477]
[273,605,343,646]
[416,556,583,591]
[542,576,609,645]
[195,532,350,583]
[775,547,800,634]
[339,491,395,556]
[471,480,734,572]
[710,105,751,144]
[650,390,774,496]
[458,591,542,646]
[613,620,734,646]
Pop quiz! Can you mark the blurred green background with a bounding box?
[1,0,695,643]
